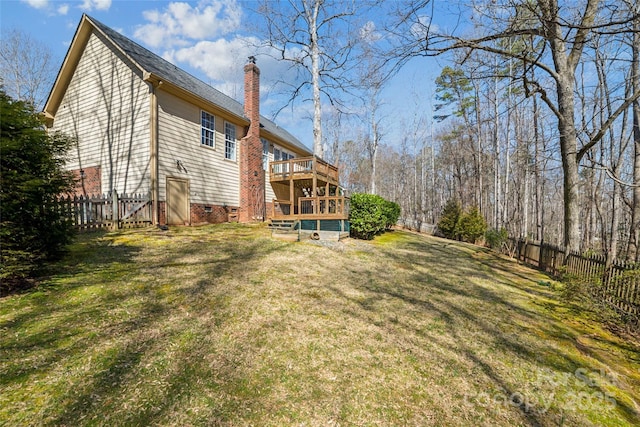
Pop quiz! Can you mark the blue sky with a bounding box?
[0,0,455,150]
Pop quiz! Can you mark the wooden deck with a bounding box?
[271,196,349,220]
[268,156,348,221]
[269,157,339,185]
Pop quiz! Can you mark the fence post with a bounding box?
[112,190,119,230]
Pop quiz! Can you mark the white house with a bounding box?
[44,14,317,225]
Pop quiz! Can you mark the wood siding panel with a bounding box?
[51,32,150,195]
[157,90,239,206]
[264,148,276,202]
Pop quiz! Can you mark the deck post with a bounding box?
[289,167,294,214]
[312,156,317,202]
[112,190,119,230]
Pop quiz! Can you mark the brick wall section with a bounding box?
[158,202,239,226]
[239,61,266,222]
[190,204,238,224]
[158,201,166,225]
[71,166,102,196]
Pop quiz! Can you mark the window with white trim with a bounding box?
[272,145,295,174]
[201,111,215,147]
[273,145,295,161]
[225,122,236,160]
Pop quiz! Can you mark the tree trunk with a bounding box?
[609,180,622,265]
[540,0,598,256]
[557,73,582,255]
[493,73,501,229]
[308,0,323,158]
[628,15,640,261]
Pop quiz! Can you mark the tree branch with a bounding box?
[577,89,640,161]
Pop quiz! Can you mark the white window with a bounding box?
[225,122,236,160]
[272,145,295,174]
[273,146,295,161]
[201,111,215,148]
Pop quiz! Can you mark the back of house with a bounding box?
[44,14,313,226]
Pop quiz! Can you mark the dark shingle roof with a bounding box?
[87,15,311,155]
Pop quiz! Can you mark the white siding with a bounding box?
[263,145,276,202]
[52,32,150,195]
[157,90,240,206]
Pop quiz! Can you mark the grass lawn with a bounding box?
[1,223,639,426]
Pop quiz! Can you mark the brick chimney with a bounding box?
[239,56,265,222]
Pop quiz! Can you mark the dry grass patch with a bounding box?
[1,224,639,426]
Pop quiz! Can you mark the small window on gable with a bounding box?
[201,111,215,148]
[225,122,236,160]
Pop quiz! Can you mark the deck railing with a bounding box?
[269,156,339,183]
[299,196,348,216]
[273,199,293,217]
[272,196,349,219]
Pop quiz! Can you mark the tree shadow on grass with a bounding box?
[322,232,640,426]
[1,225,286,425]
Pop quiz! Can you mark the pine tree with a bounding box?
[437,199,462,240]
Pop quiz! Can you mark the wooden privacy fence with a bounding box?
[55,191,152,231]
[508,239,640,320]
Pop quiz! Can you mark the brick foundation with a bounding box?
[158,201,166,225]
[190,203,239,224]
[157,201,239,226]
[71,166,101,196]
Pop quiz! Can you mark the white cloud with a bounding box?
[359,21,381,44]
[164,35,301,100]
[135,0,242,49]
[57,4,69,15]
[410,15,438,39]
[21,0,73,16]
[165,36,263,97]
[131,0,310,141]
[79,0,112,12]
[21,0,49,9]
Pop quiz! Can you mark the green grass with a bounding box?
[1,224,639,426]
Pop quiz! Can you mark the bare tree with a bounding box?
[0,28,58,110]
[357,46,387,194]
[256,0,368,158]
[628,2,640,261]
[385,0,640,255]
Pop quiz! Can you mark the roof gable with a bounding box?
[44,14,311,155]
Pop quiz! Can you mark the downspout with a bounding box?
[146,76,160,225]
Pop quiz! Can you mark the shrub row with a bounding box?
[349,193,400,240]
[436,199,488,244]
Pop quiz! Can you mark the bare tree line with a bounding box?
[323,0,640,262]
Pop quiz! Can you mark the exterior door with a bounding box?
[166,178,190,225]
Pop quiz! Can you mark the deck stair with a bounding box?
[268,219,300,241]
[268,219,299,230]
